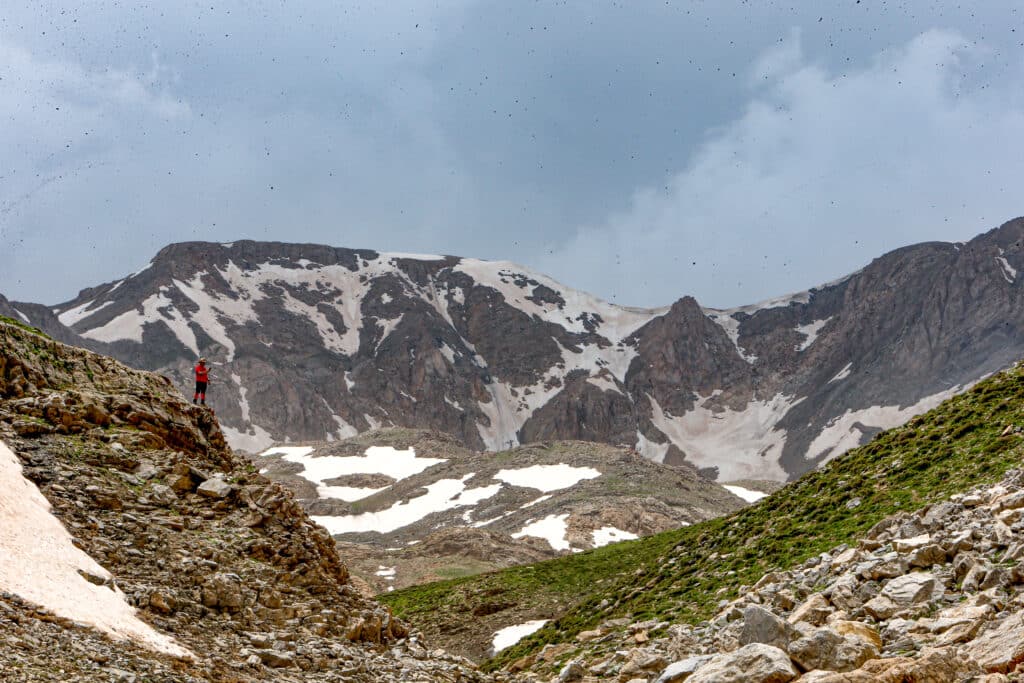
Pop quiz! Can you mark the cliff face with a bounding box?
[0,319,488,681]
[14,217,1024,480]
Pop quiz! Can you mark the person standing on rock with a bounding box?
[193,357,210,405]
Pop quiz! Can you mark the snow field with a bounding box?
[491,619,549,653]
[723,484,768,503]
[511,514,571,551]
[312,474,503,535]
[591,526,639,547]
[258,445,447,503]
[0,440,192,658]
[493,464,601,492]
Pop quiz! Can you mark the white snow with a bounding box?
[511,513,570,551]
[586,372,622,395]
[493,464,601,492]
[375,565,396,578]
[644,393,800,481]
[221,423,275,454]
[80,289,199,356]
[0,439,192,659]
[13,308,30,323]
[723,484,769,503]
[795,317,831,352]
[521,494,552,509]
[57,299,116,327]
[997,249,1017,283]
[806,385,967,464]
[259,445,446,502]
[491,619,548,653]
[591,526,639,547]
[454,258,665,342]
[635,429,670,464]
[311,474,503,535]
[829,363,853,384]
[704,310,758,363]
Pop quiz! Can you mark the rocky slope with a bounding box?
[492,469,1024,682]
[384,358,1024,665]
[251,429,745,592]
[9,217,1024,481]
[0,317,489,681]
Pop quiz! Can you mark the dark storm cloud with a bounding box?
[0,1,1021,307]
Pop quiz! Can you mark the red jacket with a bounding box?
[195,364,209,382]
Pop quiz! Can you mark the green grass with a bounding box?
[0,314,49,339]
[381,363,1024,670]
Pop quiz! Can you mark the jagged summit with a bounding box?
[10,217,1024,481]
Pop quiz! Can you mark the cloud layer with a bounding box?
[539,30,1024,307]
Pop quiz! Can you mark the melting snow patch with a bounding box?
[13,309,30,324]
[57,299,116,327]
[494,464,601,492]
[646,393,799,481]
[795,317,831,352]
[591,526,639,548]
[492,620,548,653]
[704,310,758,363]
[997,249,1017,283]
[312,474,502,535]
[806,385,967,464]
[511,514,570,551]
[259,445,446,503]
[829,363,853,384]
[723,485,768,503]
[221,423,275,454]
[0,440,192,658]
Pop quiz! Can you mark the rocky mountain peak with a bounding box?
[8,217,1024,482]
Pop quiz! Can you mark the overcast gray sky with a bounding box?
[1,1,1022,308]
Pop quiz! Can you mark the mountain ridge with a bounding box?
[8,217,1024,481]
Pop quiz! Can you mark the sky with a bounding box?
[1,1,1022,308]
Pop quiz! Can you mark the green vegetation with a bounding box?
[0,314,49,339]
[381,363,1024,670]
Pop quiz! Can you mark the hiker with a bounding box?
[193,357,210,405]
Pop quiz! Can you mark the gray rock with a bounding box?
[197,477,233,499]
[787,628,878,673]
[739,605,796,649]
[881,572,937,606]
[655,655,714,683]
[687,643,798,683]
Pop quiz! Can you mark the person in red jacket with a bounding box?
[193,357,210,405]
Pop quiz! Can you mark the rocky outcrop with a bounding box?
[497,468,1024,681]
[0,319,490,681]
[9,218,1024,481]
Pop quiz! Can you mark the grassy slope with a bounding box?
[382,362,1024,670]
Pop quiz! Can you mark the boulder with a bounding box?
[787,627,878,673]
[197,477,233,499]
[788,594,833,627]
[880,572,937,607]
[738,605,796,649]
[687,644,797,683]
[968,613,1024,673]
[655,655,714,683]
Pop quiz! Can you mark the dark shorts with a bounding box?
[195,381,208,393]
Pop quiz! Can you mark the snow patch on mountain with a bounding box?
[806,384,967,463]
[829,363,853,384]
[511,513,572,551]
[312,474,502,535]
[723,484,768,503]
[591,526,639,547]
[0,439,192,659]
[493,464,601,492]
[259,445,445,502]
[57,299,116,327]
[997,248,1017,283]
[795,317,831,351]
[645,393,798,481]
[704,310,758,363]
[492,619,548,653]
